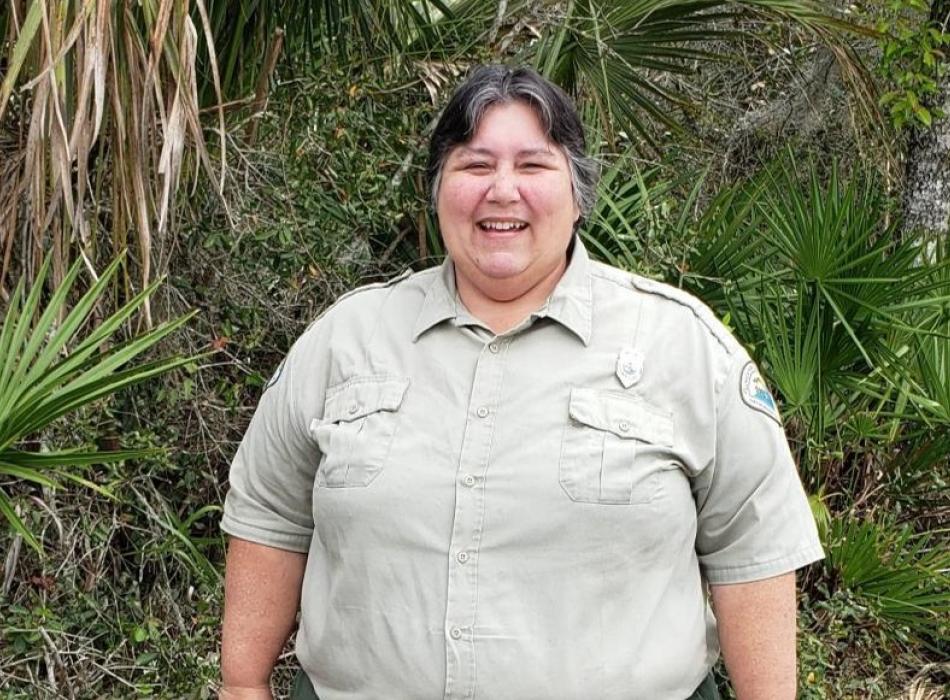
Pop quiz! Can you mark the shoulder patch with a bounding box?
[263,358,285,391]
[740,362,781,424]
[630,275,740,355]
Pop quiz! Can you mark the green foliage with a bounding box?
[0,254,197,552]
[874,0,950,129]
[198,0,455,100]
[582,151,701,273]
[683,156,950,473]
[520,0,873,147]
[822,515,950,644]
[797,586,923,698]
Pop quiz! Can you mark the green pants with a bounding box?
[290,669,721,699]
[290,670,320,700]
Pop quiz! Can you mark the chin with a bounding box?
[476,256,529,280]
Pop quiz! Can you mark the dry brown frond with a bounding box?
[0,0,226,322]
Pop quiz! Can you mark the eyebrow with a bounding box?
[455,147,558,159]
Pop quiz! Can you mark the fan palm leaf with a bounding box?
[0,252,197,552]
[825,515,950,644]
[682,155,950,482]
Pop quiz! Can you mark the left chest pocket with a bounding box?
[309,375,409,488]
[559,387,674,505]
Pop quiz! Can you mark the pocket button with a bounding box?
[618,420,631,433]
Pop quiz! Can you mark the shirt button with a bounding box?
[618,420,630,432]
[489,343,500,353]
[348,403,360,415]
[456,551,470,564]
[476,406,489,418]
[450,627,463,640]
[462,474,476,487]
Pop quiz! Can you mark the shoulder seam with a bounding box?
[630,274,740,357]
[589,264,637,291]
[302,268,421,333]
[332,267,416,305]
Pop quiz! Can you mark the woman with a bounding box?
[220,65,823,700]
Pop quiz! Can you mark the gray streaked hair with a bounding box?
[427,65,600,222]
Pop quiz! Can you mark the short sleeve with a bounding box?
[692,351,824,584]
[220,328,324,553]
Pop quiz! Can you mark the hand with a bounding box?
[218,685,273,700]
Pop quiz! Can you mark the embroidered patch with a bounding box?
[264,359,285,391]
[740,362,780,423]
[616,347,644,388]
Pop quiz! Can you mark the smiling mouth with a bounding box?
[477,220,529,232]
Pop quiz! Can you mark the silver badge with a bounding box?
[616,347,644,388]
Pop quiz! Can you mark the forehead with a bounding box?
[462,101,553,151]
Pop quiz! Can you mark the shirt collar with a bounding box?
[411,236,593,345]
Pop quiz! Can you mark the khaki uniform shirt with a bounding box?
[222,238,824,700]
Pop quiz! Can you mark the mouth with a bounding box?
[477,218,529,233]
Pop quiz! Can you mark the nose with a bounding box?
[486,167,521,204]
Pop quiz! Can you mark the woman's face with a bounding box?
[436,101,580,303]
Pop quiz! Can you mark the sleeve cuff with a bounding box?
[219,513,312,554]
[701,544,826,585]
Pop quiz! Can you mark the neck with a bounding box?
[455,258,567,335]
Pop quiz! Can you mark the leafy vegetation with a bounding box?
[873,0,950,129]
[0,253,196,552]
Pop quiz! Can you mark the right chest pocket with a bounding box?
[309,375,409,488]
[559,387,674,505]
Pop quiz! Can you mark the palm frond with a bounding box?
[519,0,877,148]
[0,252,199,552]
[1,0,223,312]
[825,515,950,643]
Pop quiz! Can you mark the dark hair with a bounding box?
[426,65,600,219]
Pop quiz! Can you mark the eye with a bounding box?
[521,162,545,170]
[464,162,491,171]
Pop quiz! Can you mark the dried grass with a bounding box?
[895,664,950,700]
[0,0,226,321]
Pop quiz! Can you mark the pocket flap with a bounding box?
[568,387,674,446]
[322,375,410,423]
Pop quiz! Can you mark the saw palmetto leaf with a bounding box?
[825,516,950,643]
[0,252,197,553]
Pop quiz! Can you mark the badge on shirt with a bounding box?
[615,347,644,388]
[264,359,285,392]
[740,362,780,424]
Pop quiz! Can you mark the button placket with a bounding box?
[442,337,508,700]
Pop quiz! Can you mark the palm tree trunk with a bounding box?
[902,0,950,240]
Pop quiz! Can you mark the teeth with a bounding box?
[479,221,527,231]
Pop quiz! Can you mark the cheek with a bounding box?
[523,181,576,221]
[439,179,485,219]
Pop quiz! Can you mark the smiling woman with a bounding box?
[220,65,824,700]
[436,101,580,326]
[427,65,598,330]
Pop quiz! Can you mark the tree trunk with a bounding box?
[902,0,950,241]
